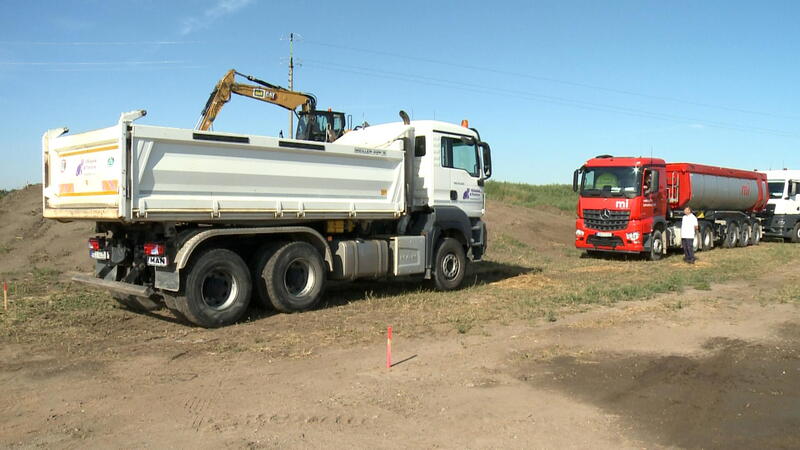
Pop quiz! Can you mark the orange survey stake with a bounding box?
[386,326,392,368]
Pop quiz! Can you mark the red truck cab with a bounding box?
[573,156,667,257]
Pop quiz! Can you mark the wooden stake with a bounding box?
[3,282,7,312]
[386,326,392,369]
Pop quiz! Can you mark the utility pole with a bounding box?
[288,32,295,139]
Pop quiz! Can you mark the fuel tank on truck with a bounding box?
[666,163,768,212]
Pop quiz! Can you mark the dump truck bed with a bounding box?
[43,113,407,223]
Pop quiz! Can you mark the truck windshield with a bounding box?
[768,181,785,199]
[580,167,642,198]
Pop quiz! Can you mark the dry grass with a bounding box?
[2,227,799,362]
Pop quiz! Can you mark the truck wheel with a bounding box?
[645,230,663,261]
[176,248,252,328]
[262,242,325,313]
[792,223,800,243]
[251,240,288,309]
[739,222,751,247]
[723,222,738,248]
[692,230,701,252]
[700,224,713,251]
[432,237,467,290]
[751,223,761,245]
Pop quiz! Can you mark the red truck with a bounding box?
[572,155,769,260]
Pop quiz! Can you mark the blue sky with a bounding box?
[1,0,798,189]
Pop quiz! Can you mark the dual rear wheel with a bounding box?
[171,236,467,327]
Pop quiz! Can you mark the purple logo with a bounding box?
[463,190,470,199]
[75,160,84,176]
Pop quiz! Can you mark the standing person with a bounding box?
[681,207,699,264]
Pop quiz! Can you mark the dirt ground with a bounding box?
[1,186,799,448]
[2,272,798,448]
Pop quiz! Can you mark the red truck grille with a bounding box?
[583,209,630,231]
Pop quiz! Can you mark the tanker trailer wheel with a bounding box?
[261,241,325,313]
[738,221,751,247]
[645,230,664,261]
[700,224,714,251]
[751,223,762,245]
[792,223,800,243]
[176,248,252,328]
[432,237,468,290]
[723,222,739,248]
[692,229,701,253]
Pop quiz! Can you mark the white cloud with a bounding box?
[688,124,706,129]
[180,0,255,35]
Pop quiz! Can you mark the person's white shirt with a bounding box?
[681,213,698,240]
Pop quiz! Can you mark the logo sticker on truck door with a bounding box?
[463,188,482,200]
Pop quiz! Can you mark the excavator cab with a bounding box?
[296,110,346,142]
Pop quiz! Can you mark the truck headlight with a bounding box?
[626,231,640,242]
[575,229,585,238]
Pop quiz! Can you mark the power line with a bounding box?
[0,60,188,66]
[0,40,203,46]
[303,58,800,139]
[304,40,799,121]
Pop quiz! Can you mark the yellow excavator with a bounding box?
[197,69,346,142]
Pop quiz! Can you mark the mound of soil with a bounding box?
[484,201,575,257]
[0,184,94,274]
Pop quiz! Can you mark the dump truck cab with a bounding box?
[572,156,667,254]
[761,169,800,242]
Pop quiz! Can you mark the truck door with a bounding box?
[436,133,484,216]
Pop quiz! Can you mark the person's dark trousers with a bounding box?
[681,238,695,262]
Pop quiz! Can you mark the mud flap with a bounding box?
[643,233,653,252]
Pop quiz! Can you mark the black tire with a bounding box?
[112,293,162,312]
[738,221,751,247]
[700,224,713,251]
[174,248,252,328]
[645,230,663,261]
[723,222,738,248]
[251,240,288,309]
[432,237,468,290]
[792,223,800,243]
[262,241,326,313]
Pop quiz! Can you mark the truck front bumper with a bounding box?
[575,219,646,253]
[761,214,798,238]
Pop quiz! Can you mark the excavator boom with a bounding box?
[197,69,316,131]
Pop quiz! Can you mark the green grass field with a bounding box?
[485,181,577,212]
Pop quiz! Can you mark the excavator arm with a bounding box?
[196,69,317,131]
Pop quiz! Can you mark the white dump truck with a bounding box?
[761,169,800,242]
[42,110,492,327]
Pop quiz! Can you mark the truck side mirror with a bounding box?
[572,169,580,192]
[480,143,492,179]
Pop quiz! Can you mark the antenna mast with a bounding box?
[288,32,295,139]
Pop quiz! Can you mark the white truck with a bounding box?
[43,110,492,327]
[761,169,800,242]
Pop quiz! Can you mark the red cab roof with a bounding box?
[584,156,666,167]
